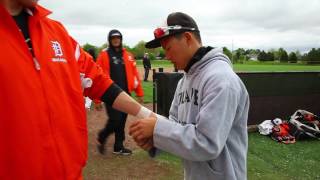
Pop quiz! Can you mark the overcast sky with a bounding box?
[40,0,320,52]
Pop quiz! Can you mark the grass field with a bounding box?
[154,133,320,180]
[136,61,320,103]
[137,59,320,72]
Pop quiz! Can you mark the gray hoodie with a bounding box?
[153,48,249,180]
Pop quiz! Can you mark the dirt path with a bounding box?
[83,104,182,180]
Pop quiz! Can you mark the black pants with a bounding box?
[98,105,128,150]
[144,68,149,81]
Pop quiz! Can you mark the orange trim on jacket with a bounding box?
[0,5,113,179]
[96,49,144,97]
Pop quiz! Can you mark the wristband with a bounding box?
[136,106,152,118]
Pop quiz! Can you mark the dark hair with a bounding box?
[192,31,202,44]
[87,48,97,61]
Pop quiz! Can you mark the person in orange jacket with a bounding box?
[0,0,153,179]
[95,29,144,155]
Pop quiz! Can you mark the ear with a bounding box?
[184,32,193,47]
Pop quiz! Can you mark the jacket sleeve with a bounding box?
[96,51,110,75]
[153,79,239,161]
[130,53,144,97]
[93,51,110,104]
[72,39,114,101]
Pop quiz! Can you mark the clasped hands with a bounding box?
[129,116,157,151]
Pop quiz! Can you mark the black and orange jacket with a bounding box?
[96,49,144,97]
[0,5,113,180]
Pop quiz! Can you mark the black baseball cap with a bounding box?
[145,12,199,49]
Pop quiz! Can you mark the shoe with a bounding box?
[112,147,132,156]
[96,139,106,155]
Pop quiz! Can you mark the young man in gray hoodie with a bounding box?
[129,12,250,180]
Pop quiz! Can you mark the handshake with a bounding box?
[129,113,158,151]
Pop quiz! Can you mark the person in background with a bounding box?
[143,52,151,81]
[95,29,144,155]
[86,47,97,62]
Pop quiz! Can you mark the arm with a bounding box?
[130,81,181,156]
[92,51,109,105]
[130,79,239,161]
[72,39,152,117]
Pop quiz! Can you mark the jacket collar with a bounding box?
[30,4,52,18]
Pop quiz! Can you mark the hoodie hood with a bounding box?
[108,29,123,49]
[188,47,232,75]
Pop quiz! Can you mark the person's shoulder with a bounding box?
[123,49,136,61]
[34,5,67,31]
[41,15,69,35]
[122,48,132,54]
[101,48,108,53]
[97,49,108,57]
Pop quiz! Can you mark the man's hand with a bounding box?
[135,138,154,151]
[129,117,157,141]
[94,103,103,111]
[137,96,144,104]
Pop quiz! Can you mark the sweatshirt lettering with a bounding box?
[178,88,199,106]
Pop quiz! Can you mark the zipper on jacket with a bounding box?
[33,57,41,70]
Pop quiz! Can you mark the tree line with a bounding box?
[82,41,164,61]
[223,47,320,64]
[82,42,320,64]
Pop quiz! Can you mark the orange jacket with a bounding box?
[0,5,113,180]
[96,49,144,97]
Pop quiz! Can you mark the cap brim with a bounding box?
[145,30,188,49]
[146,32,176,48]
[145,39,161,49]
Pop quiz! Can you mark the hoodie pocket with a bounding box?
[207,160,224,176]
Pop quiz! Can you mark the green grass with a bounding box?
[248,133,320,180]
[137,60,320,72]
[137,59,174,68]
[137,62,320,103]
[233,63,320,72]
[141,81,153,103]
[154,133,320,179]
[132,81,153,103]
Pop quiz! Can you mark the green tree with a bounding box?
[266,51,274,61]
[295,50,302,61]
[301,53,308,63]
[131,41,147,59]
[288,52,297,63]
[157,48,165,59]
[82,43,99,59]
[306,48,320,64]
[279,48,288,62]
[269,48,279,61]
[223,47,232,61]
[82,43,98,52]
[258,51,268,61]
[234,48,246,63]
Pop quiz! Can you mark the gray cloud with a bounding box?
[40,0,320,52]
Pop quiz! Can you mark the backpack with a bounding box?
[289,110,320,140]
